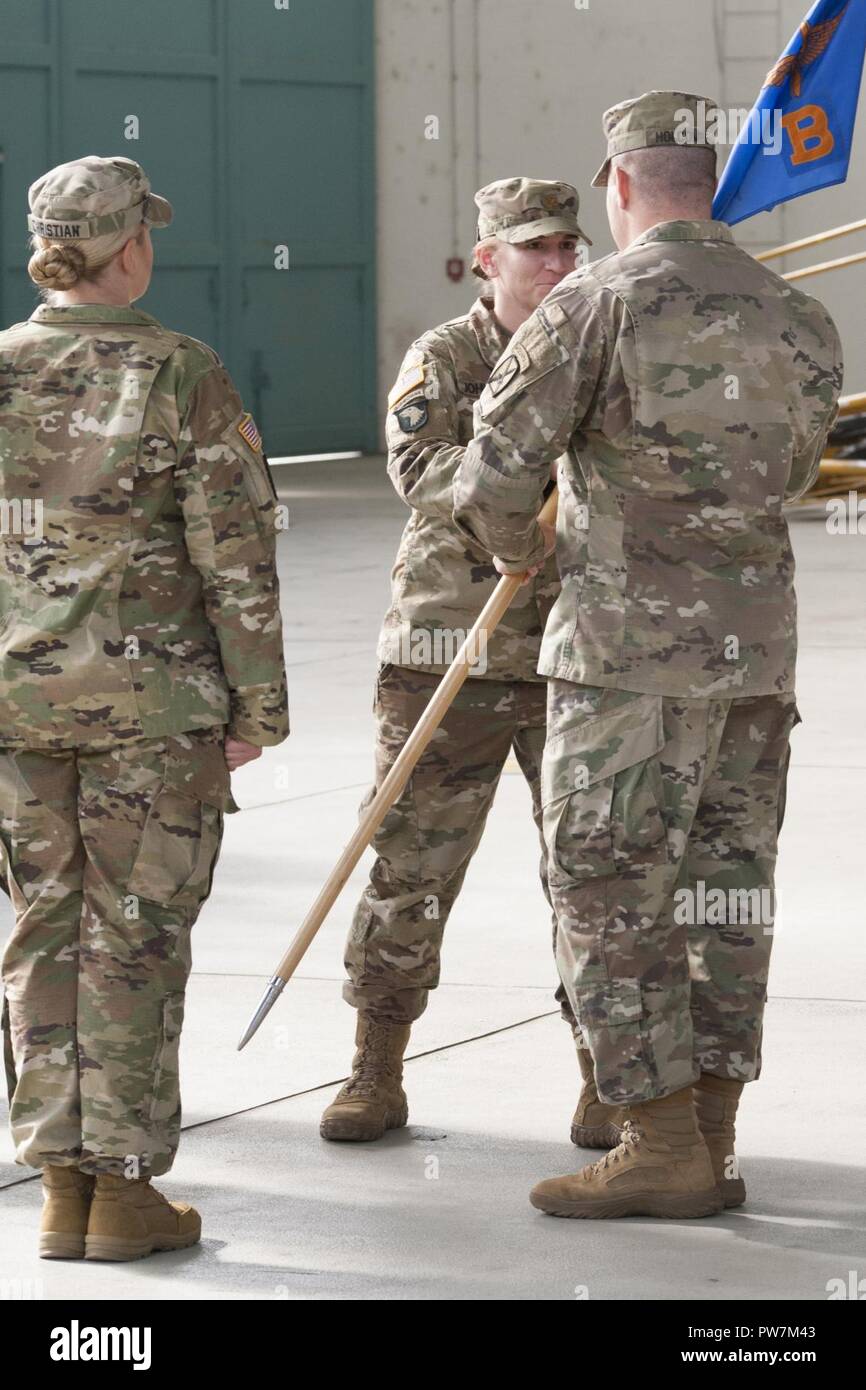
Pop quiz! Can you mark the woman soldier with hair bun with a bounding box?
[0,156,288,1261]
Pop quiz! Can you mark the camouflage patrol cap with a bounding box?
[475,177,592,247]
[27,156,173,241]
[591,91,719,187]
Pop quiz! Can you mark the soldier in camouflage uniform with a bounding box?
[321,179,594,1143]
[453,93,842,1219]
[0,157,288,1259]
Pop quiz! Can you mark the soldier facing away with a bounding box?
[320,179,613,1143]
[453,92,842,1219]
[0,156,289,1259]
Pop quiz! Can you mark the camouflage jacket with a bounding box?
[378,295,559,681]
[454,221,843,698]
[0,304,289,749]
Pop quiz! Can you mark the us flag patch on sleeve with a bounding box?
[237,412,262,452]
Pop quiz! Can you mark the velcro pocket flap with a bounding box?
[541,693,664,807]
[221,412,278,508]
[479,305,571,422]
[164,735,239,813]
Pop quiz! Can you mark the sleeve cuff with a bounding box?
[228,683,290,746]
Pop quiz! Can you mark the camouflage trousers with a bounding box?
[0,727,234,1177]
[543,681,799,1105]
[344,663,576,1026]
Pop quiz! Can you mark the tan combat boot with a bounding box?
[85,1173,201,1261]
[320,1015,411,1141]
[40,1166,95,1259]
[694,1073,746,1208]
[571,1046,625,1149]
[530,1085,724,1219]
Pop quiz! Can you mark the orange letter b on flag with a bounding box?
[782,105,835,165]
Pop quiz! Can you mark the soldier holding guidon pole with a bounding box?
[319,179,614,1145]
[453,92,842,1220]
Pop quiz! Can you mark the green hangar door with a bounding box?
[0,0,377,456]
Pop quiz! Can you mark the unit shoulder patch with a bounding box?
[487,353,521,397]
[394,396,429,433]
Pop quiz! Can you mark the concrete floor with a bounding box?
[1,457,864,1301]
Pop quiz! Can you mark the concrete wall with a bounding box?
[375,0,864,446]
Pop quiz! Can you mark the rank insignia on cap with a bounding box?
[238,413,262,452]
[487,354,521,396]
[394,397,428,433]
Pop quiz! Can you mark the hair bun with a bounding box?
[27,241,88,290]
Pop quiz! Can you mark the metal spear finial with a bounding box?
[237,974,286,1051]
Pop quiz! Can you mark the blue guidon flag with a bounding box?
[712,0,866,224]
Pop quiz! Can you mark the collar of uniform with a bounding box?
[629,219,734,249]
[470,295,512,368]
[28,303,161,327]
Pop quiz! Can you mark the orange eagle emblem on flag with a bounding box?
[765,4,848,95]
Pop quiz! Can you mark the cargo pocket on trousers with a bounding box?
[372,661,396,713]
[1,993,17,1102]
[127,737,234,909]
[148,991,184,1130]
[572,979,655,1100]
[541,693,667,887]
[777,704,802,835]
[0,824,26,911]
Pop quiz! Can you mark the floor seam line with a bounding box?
[185,975,866,1005]
[0,1011,560,1189]
[233,782,369,810]
[182,1009,561,1133]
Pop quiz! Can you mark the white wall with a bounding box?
[375,0,864,446]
